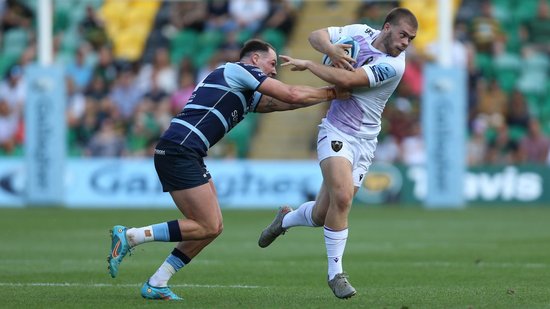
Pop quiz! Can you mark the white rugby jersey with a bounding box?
[325,24,406,139]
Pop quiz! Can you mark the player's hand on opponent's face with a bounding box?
[333,86,352,100]
[279,55,309,71]
[328,44,356,71]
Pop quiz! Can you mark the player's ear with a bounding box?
[251,52,260,65]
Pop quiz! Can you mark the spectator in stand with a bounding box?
[109,67,144,125]
[400,44,423,100]
[66,77,87,155]
[519,118,550,164]
[516,45,549,95]
[168,1,206,32]
[85,118,127,157]
[177,57,197,77]
[205,0,234,33]
[66,77,86,131]
[486,122,520,165]
[219,30,242,62]
[79,5,108,51]
[373,133,400,164]
[127,99,162,157]
[469,0,503,55]
[141,72,172,136]
[170,70,196,115]
[0,97,16,154]
[521,0,550,54]
[355,1,397,30]
[384,95,416,144]
[0,65,25,154]
[261,0,297,37]
[465,43,483,122]
[476,79,508,119]
[467,115,489,166]
[399,121,425,166]
[74,103,100,154]
[0,0,33,31]
[505,89,531,140]
[468,0,504,80]
[424,23,468,68]
[84,73,110,116]
[92,46,118,90]
[18,42,36,69]
[229,0,269,35]
[143,72,169,107]
[137,47,178,94]
[197,52,223,84]
[65,44,94,92]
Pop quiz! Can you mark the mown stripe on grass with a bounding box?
[0,282,262,288]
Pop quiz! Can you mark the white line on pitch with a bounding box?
[0,282,262,289]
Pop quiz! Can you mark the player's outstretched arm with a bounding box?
[254,79,349,113]
[280,55,369,89]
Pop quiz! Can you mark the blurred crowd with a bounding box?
[360,0,550,166]
[0,0,298,158]
[0,0,549,166]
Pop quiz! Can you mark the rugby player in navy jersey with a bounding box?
[107,39,349,301]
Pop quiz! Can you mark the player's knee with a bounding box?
[203,220,223,239]
[332,190,354,210]
[216,221,224,236]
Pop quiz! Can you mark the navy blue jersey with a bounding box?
[160,62,268,157]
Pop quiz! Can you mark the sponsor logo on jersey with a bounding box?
[251,67,266,78]
[364,27,374,37]
[331,140,343,152]
[369,63,397,83]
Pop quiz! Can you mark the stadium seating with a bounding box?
[169,29,199,65]
[100,0,160,61]
[2,28,28,57]
[487,0,550,137]
[399,0,461,52]
[492,52,521,93]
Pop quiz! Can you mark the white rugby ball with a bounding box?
[322,36,360,66]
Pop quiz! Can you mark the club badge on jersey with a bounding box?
[331,140,343,152]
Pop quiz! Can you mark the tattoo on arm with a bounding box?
[266,97,275,109]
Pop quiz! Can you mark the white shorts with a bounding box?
[317,118,378,187]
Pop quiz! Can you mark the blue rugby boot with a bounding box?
[141,281,183,300]
[108,225,131,278]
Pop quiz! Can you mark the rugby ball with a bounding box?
[322,36,360,66]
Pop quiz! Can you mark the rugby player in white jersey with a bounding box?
[258,8,418,299]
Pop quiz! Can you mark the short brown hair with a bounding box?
[239,39,275,60]
[383,7,418,29]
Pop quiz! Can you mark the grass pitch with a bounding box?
[1,206,550,308]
